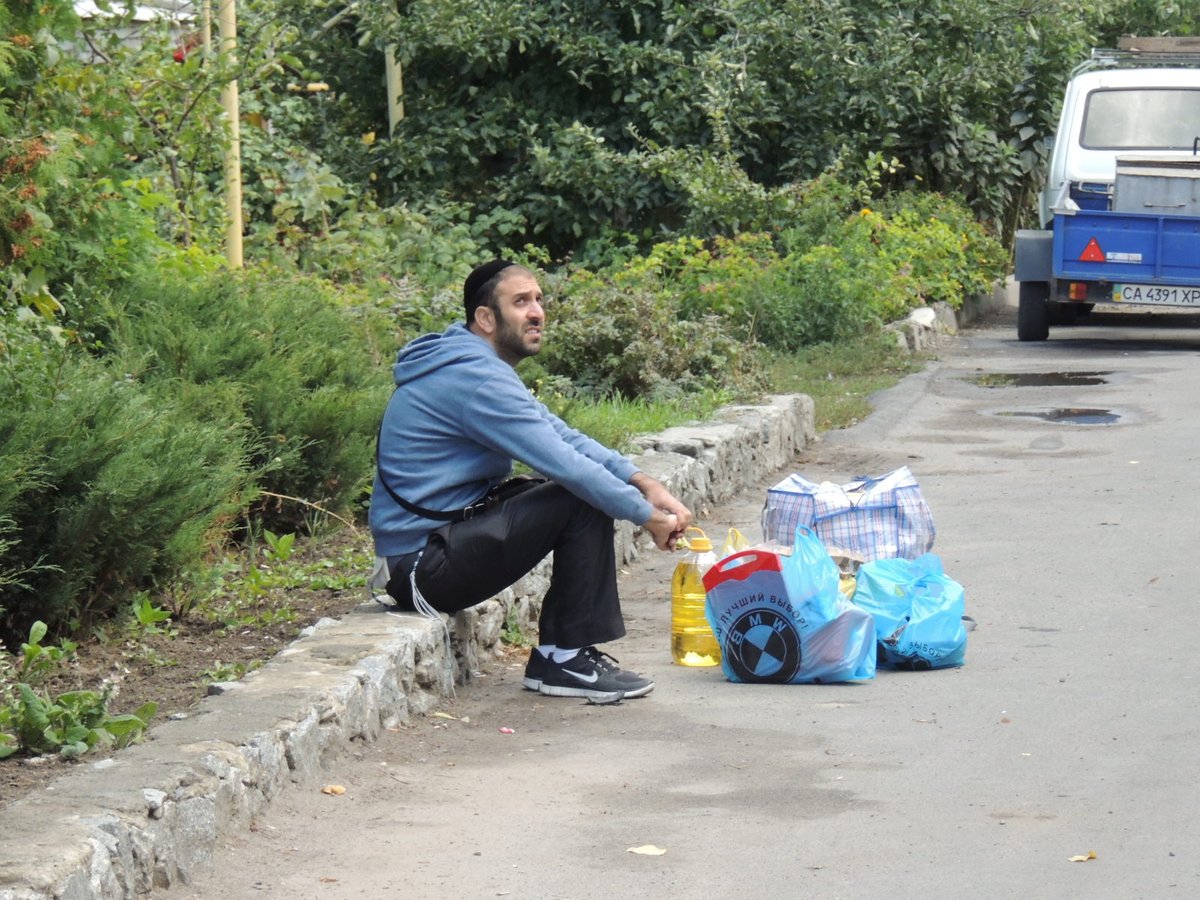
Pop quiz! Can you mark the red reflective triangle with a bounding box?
[1079,237,1105,262]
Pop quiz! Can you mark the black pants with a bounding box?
[385,481,625,648]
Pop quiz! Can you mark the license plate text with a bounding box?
[1112,284,1200,305]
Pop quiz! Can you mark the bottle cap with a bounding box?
[684,526,712,551]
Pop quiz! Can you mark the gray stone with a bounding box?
[141,789,166,819]
[930,301,959,334]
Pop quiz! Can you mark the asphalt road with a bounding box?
[169,303,1200,900]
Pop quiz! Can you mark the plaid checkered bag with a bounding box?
[761,466,935,562]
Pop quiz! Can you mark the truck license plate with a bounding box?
[1111,284,1200,306]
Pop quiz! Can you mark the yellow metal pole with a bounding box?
[201,0,212,55]
[218,0,244,268]
[385,45,404,135]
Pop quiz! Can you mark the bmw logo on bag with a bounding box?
[725,609,801,683]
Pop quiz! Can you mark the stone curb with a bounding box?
[0,393,814,900]
[886,285,1006,353]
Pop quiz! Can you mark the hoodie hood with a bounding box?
[393,323,490,387]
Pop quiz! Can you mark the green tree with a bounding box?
[278,0,1109,251]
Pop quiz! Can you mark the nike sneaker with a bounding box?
[523,647,653,693]
[522,649,548,692]
[536,646,654,699]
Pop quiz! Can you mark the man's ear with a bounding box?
[472,304,496,335]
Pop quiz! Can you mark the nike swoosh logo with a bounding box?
[565,669,599,684]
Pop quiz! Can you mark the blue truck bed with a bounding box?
[1053,208,1200,297]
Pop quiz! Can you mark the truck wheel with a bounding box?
[1017,282,1050,341]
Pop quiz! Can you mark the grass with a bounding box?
[760,331,922,432]
[555,389,733,451]
[557,330,923,447]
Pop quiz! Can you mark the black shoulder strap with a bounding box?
[375,397,463,522]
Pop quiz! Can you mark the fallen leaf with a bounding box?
[628,845,667,856]
[321,785,346,795]
[1068,850,1097,862]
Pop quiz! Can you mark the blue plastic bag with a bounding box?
[703,527,876,684]
[852,553,967,670]
[781,524,842,626]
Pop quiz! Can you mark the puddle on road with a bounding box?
[967,371,1111,388]
[993,407,1121,425]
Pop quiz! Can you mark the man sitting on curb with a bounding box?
[369,260,692,701]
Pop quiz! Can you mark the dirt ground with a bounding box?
[0,531,373,811]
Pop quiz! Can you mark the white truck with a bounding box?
[1013,37,1200,341]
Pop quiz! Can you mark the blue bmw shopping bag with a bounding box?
[703,528,875,684]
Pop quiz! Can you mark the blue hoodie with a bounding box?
[370,323,653,557]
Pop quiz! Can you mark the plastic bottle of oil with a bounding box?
[671,527,720,666]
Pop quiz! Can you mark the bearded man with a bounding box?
[370,260,692,701]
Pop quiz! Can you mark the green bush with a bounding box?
[0,341,254,645]
[877,191,1008,305]
[611,234,776,325]
[755,244,880,351]
[776,169,864,256]
[532,269,763,401]
[328,0,1128,254]
[105,266,395,531]
[0,259,407,644]
[582,184,1004,353]
[0,6,187,339]
[757,195,1005,347]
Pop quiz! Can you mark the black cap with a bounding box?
[463,259,516,322]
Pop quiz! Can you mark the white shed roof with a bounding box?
[74,2,195,23]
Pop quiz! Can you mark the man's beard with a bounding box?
[495,306,542,361]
